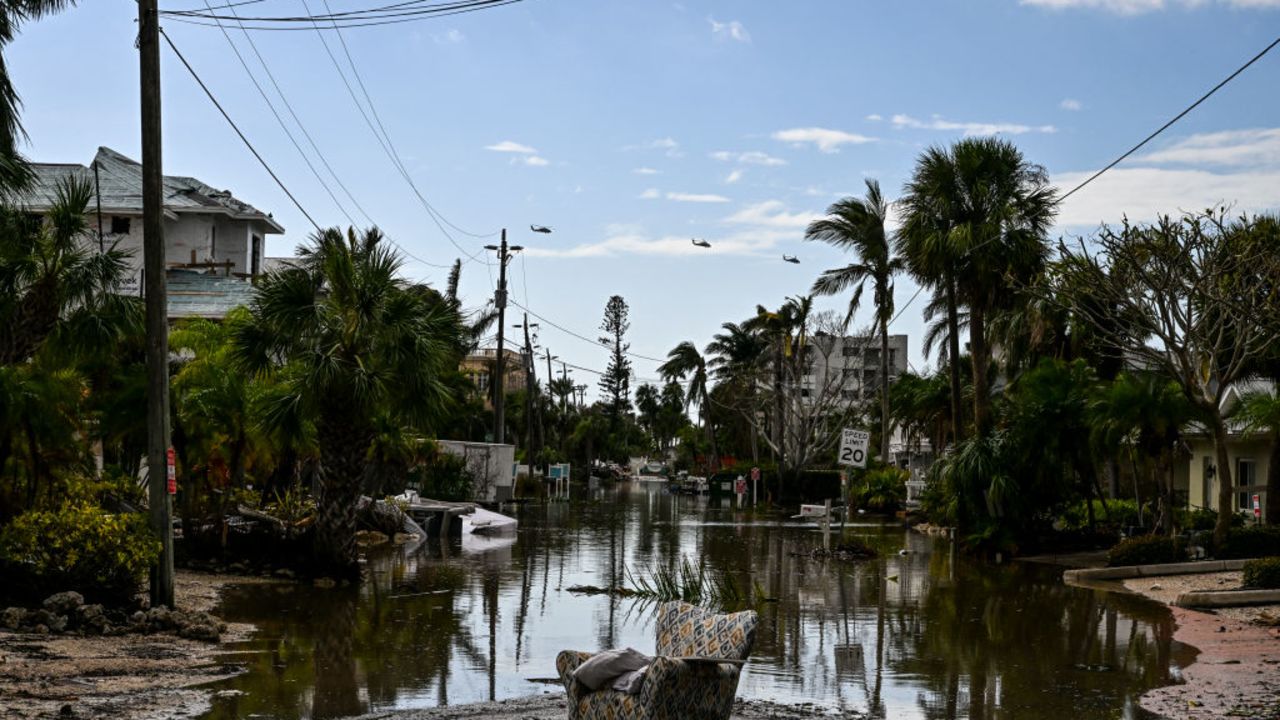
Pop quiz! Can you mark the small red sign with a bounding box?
[735,477,746,495]
[1254,494,1262,518]
[166,447,177,495]
[750,467,760,482]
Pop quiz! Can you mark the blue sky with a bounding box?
[10,0,1280,396]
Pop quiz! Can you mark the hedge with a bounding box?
[1217,526,1280,560]
[1107,535,1185,567]
[1242,557,1280,590]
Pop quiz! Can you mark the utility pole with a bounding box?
[484,232,521,445]
[523,316,535,476]
[139,0,174,609]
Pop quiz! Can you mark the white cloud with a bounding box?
[647,137,682,158]
[433,28,465,44]
[1053,166,1280,228]
[639,188,661,200]
[725,169,744,184]
[485,140,537,154]
[1141,128,1280,167]
[772,127,877,153]
[522,155,549,167]
[866,114,883,122]
[724,200,822,229]
[891,114,1057,136]
[633,167,660,175]
[709,150,787,166]
[667,192,731,203]
[709,17,751,42]
[1060,98,1083,111]
[1021,0,1280,14]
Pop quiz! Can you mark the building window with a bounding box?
[1238,458,1256,510]
[251,235,262,276]
[110,216,131,235]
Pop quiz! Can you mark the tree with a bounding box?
[659,342,717,470]
[0,176,132,364]
[1232,388,1280,525]
[233,228,456,578]
[597,295,632,426]
[899,138,1057,439]
[0,1,78,191]
[807,179,905,462]
[706,321,767,462]
[1048,210,1280,545]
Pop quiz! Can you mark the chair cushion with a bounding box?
[573,647,652,691]
[655,601,757,660]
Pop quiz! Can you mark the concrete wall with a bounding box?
[1185,436,1270,522]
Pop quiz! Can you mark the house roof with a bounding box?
[18,147,284,234]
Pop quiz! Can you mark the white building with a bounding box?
[801,333,909,403]
[19,147,285,319]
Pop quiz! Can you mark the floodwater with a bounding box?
[203,482,1191,719]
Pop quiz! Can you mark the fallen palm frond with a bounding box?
[563,557,751,610]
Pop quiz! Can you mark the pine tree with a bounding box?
[598,295,632,425]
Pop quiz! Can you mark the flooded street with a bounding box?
[204,483,1190,719]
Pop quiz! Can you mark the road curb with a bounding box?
[1063,559,1250,583]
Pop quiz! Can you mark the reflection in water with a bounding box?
[204,484,1188,719]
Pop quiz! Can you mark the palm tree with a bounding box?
[659,341,717,471]
[706,321,767,462]
[806,179,905,462]
[1233,387,1280,525]
[0,176,132,364]
[0,1,77,191]
[899,138,1057,439]
[233,227,456,579]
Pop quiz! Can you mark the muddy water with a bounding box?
[203,482,1189,719]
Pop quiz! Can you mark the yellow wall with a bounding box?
[1185,437,1270,522]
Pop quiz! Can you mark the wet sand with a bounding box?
[0,571,273,719]
[1125,573,1280,720]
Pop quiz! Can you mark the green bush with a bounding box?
[1179,507,1245,533]
[1060,499,1141,531]
[412,451,474,501]
[0,503,160,604]
[850,467,907,513]
[1217,526,1280,559]
[1107,534,1185,567]
[1242,557,1280,589]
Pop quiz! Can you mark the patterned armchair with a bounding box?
[555,601,758,720]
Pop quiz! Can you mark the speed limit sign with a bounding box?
[838,429,870,468]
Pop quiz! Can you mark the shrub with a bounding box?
[412,451,474,501]
[1059,499,1141,532]
[1242,557,1280,589]
[1107,535,1185,567]
[850,467,908,513]
[1179,507,1245,533]
[1217,526,1280,559]
[0,503,160,604]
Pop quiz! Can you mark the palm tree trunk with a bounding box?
[969,301,991,438]
[879,311,891,464]
[945,274,965,445]
[702,388,719,471]
[313,408,369,580]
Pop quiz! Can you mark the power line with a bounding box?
[160,28,322,232]
[200,0,357,227]
[163,0,526,31]
[1061,33,1280,202]
[298,0,497,271]
[881,34,1280,334]
[507,298,669,364]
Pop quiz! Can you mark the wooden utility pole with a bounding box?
[486,231,519,445]
[522,314,535,476]
[138,0,174,608]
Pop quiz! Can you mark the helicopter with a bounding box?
[691,238,712,248]
[783,255,800,264]
[530,225,553,234]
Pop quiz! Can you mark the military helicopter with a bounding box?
[782,255,800,264]
[530,225,553,234]
[691,238,711,248]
